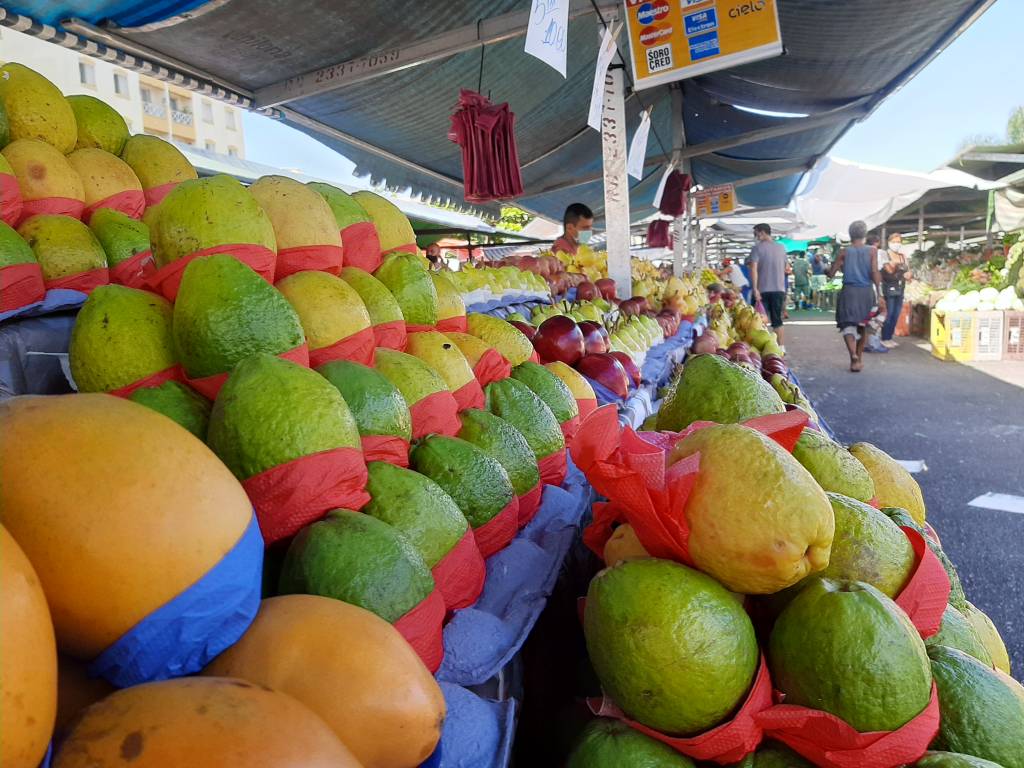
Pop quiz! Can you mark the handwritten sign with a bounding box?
[623,0,782,90]
[694,183,736,217]
[587,23,619,130]
[525,0,569,77]
[627,106,652,179]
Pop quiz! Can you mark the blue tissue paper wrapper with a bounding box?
[436,460,592,687]
[88,514,263,688]
[434,683,516,768]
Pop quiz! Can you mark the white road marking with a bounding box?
[896,459,928,474]
[968,493,1024,515]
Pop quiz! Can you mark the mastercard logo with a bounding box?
[639,22,673,46]
[635,0,670,25]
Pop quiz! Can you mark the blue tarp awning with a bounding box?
[0,0,995,223]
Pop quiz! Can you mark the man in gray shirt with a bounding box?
[747,223,788,348]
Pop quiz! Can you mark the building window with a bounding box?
[227,146,239,158]
[205,140,216,152]
[140,87,152,103]
[225,108,237,131]
[202,101,214,124]
[79,61,96,88]
[113,72,129,97]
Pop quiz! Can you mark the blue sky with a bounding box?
[243,0,1018,183]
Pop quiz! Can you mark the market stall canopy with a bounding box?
[945,143,1024,184]
[0,0,996,222]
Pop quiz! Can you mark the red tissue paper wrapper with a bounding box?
[452,378,485,412]
[372,319,407,351]
[754,684,940,768]
[339,221,382,273]
[0,172,23,226]
[110,250,156,290]
[589,655,773,764]
[45,267,109,295]
[516,482,543,529]
[108,364,184,399]
[143,181,180,208]
[431,526,485,611]
[436,315,468,334]
[538,447,568,488]
[274,244,344,281]
[473,348,511,387]
[83,189,145,223]
[360,434,410,467]
[408,390,462,440]
[18,195,84,225]
[0,262,45,312]
[185,343,309,401]
[894,526,951,639]
[146,243,276,302]
[393,587,446,673]
[471,495,519,559]
[307,326,376,368]
[242,445,370,546]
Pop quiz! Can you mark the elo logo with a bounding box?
[636,0,669,25]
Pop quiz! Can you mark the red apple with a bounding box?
[595,278,617,301]
[575,281,599,301]
[509,320,536,340]
[533,315,586,365]
[607,351,641,387]
[577,320,610,354]
[690,330,719,355]
[576,353,630,399]
[618,298,643,317]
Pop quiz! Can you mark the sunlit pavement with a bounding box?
[786,314,1024,680]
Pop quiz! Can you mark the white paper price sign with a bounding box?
[587,22,620,130]
[525,0,569,77]
[627,107,652,179]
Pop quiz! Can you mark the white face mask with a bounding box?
[578,229,593,245]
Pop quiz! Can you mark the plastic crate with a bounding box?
[931,310,975,361]
[1004,311,1024,361]
[973,311,1004,361]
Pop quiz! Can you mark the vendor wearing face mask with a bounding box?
[552,203,594,256]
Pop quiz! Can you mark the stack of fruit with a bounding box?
[0,60,594,768]
[563,354,1021,767]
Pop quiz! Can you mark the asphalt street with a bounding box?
[786,314,1024,681]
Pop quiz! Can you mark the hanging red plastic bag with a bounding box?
[894,526,951,638]
[373,319,407,351]
[516,482,543,528]
[659,171,692,218]
[83,189,145,223]
[242,445,370,547]
[275,244,344,282]
[409,390,462,440]
[393,587,446,673]
[146,243,277,302]
[340,221,382,273]
[307,326,376,368]
[436,315,468,334]
[471,496,519,559]
[108,364,185,399]
[0,262,45,312]
[571,406,809,565]
[45,266,110,295]
[18,196,85,225]
[448,89,524,203]
[1,171,24,226]
[186,343,309,401]
[647,219,671,248]
[452,378,485,412]
[431,527,486,611]
[589,656,773,764]
[754,685,940,768]
[473,348,511,387]
[110,249,156,290]
[360,434,410,467]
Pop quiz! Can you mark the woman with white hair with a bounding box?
[827,220,885,372]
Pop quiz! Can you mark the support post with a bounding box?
[960,225,965,249]
[687,194,697,268]
[601,63,632,299]
[917,205,925,255]
[671,84,687,277]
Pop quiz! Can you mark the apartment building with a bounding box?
[0,26,245,157]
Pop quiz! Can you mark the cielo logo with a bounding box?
[636,0,670,25]
[729,0,767,18]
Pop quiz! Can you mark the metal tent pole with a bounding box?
[918,205,925,254]
[601,53,632,299]
[671,84,687,278]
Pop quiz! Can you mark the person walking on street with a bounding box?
[792,251,811,310]
[748,223,788,351]
[880,233,911,347]
[810,251,828,308]
[829,221,885,372]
